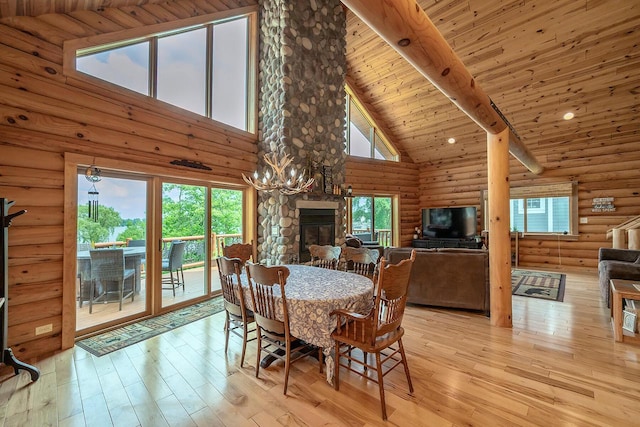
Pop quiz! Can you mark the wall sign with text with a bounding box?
[592,197,615,212]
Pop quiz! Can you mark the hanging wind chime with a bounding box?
[85,167,101,222]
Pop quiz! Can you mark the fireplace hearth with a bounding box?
[299,208,335,263]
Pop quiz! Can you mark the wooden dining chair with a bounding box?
[245,262,322,394]
[308,244,341,269]
[89,249,135,314]
[343,246,380,279]
[222,240,254,265]
[217,256,255,367]
[331,249,416,420]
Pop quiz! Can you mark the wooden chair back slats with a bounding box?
[222,241,254,265]
[374,252,415,338]
[308,244,341,269]
[216,256,255,368]
[246,264,290,336]
[343,246,380,278]
[217,256,244,316]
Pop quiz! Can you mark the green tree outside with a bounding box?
[374,197,391,230]
[77,204,123,244]
[117,218,146,241]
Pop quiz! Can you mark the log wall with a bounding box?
[419,131,640,271]
[346,157,420,248]
[0,0,259,361]
[0,0,419,363]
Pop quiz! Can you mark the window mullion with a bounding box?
[149,37,157,98]
[370,196,375,235]
[206,24,213,119]
[369,127,375,158]
[345,94,351,154]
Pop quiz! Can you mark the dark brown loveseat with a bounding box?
[598,248,640,307]
[384,247,490,313]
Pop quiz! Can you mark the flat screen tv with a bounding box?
[422,207,477,239]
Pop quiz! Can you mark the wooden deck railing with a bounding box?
[351,229,392,246]
[90,233,244,269]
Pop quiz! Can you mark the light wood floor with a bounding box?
[2,269,640,426]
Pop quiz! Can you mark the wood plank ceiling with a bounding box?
[2,0,638,168]
[345,0,640,166]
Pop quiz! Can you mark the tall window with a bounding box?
[76,15,252,132]
[346,86,398,161]
[482,182,577,235]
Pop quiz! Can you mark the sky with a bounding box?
[78,175,147,220]
[76,17,248,130]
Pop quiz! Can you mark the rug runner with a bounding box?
[77,296,224,357]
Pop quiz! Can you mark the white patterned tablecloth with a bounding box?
[243,264,374,383]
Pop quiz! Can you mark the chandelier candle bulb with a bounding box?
[242,153,315,195]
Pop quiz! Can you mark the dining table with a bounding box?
[242,264,374,384]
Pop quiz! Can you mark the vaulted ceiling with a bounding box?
[2,0,638,168]
[345,0,640,166]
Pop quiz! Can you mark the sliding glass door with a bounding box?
[210,188,244,293]
[76,171,149,331]
[161,182,207,308]
[75,166,249,335]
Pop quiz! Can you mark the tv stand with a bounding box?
[412,238,483,249]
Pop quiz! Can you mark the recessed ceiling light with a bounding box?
[447,137,456,144]
[563,112,575,120]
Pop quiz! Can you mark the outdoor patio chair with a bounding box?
[222,241,254,265]
[331,250,416,420]
[246,262,322,395]
[217,256,255,367]
[162,240,186,296]
[127,239,146,273]
[308,244,341,269]
[89,248,135,314]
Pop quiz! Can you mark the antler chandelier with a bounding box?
[242,152,314,195]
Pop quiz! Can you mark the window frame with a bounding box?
[482,182,578,236]
[345,85,399,161]
[347,194,398,247]
[62,8,258,134]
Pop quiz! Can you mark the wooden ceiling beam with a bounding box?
[341,0,544,175]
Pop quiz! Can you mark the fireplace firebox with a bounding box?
[299,209,335,263]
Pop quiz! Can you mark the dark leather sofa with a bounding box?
[384,247,490,313]
[598,248,640,307]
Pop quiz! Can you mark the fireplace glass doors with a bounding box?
[299,209,335,263]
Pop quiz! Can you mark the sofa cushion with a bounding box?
[436,248,483,254]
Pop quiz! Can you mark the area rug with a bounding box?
[76,297,224,357]
[511,269,566,302]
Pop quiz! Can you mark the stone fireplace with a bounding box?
[256,0,347,265]
[297,201,341,263]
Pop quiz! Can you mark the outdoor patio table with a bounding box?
[242,264,374,384]
[77,247,146,295]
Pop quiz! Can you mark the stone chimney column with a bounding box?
[257,0,347,265]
